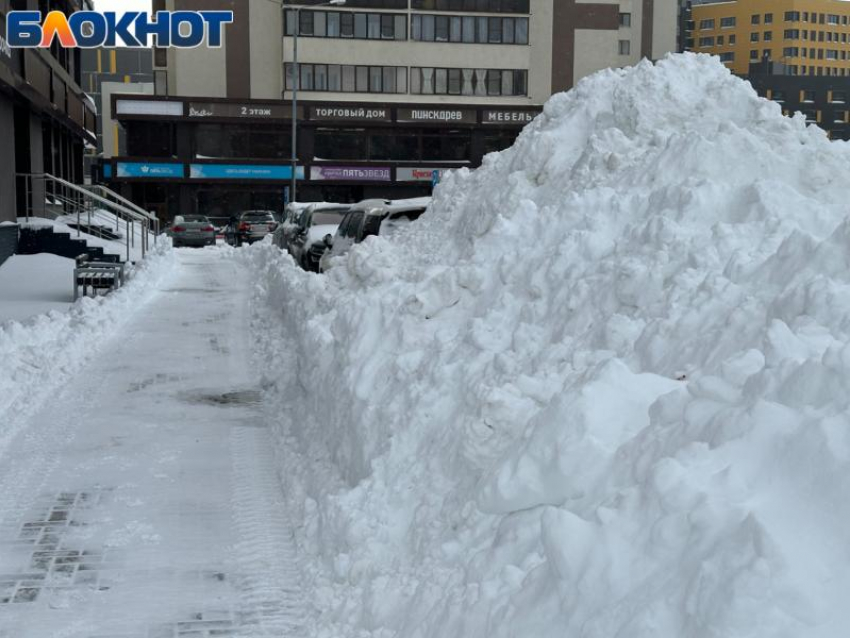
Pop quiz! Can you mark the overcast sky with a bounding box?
[94,0,153,13]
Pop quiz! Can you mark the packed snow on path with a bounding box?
[244,53,850,637]
[0,247,308,637]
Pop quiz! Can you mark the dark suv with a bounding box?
[236,210,277,246]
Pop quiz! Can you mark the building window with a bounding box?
[410,67,527,96]
[751,32,759,42]
[619,13,631,27]
[699,19,715,30]
[828,14,840,25]
[751,14,760,25]
[750,49,759,59]
[729,34,736,44]
[286,9,407,41]
[411,13,528,44]
[764,31,772,41]
[802,89,816,102]
[619,40,631,55]
[410,0,530,13]
[699,36,715,47]
[286,63,407,94]
[832,90,847,103]
[827,49,839,59]
[785,29,800,39]
[785,11,800,22]
[719,52,735,62]
[720,17,736,28]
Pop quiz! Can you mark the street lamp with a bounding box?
[284,0,347,206]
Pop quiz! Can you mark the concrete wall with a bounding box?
[0,223,18,266]
[0,95,15,224]
[101,81,154,158]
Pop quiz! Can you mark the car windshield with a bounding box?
[311,212,347,226]
[182,216,209,223]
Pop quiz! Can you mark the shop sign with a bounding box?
[397,167,451,182]
[116,99,183,117]
[396,108,476,124]
[309,106,391,122]
[311,166,391,182]
[188,102,298,120]
[116,162,183,178]
[482,109,538,125]
[189,164,305,180]
[102,163,113,179]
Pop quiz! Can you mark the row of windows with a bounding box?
[699,17,739,30]
[283,0,529,12]
[409,67,527,95]
[284,63,529,96]
[784,11,849,25]
[782,30,850,43]
[781,47,847,60]
[782,66,850,76]
[285,63,409,94]
[285,10,408,40]
[315,127,475,162]
[410,0,530,13]
[699,35,736,47]
[410,14,529,44]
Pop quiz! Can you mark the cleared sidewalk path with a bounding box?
[0,249,305,638]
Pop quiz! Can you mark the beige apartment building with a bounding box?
[105,0,676,218]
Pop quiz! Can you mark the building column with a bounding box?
[0,96,16,223]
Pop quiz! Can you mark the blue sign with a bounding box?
[189,164,305,181]
[116,162,183,178]
[102,163,113,178]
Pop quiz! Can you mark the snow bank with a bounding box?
[0,241,174,456]
[246,53,850,637]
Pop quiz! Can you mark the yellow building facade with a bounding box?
[689,0,850,75]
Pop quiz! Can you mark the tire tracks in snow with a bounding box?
[230,425,310,637]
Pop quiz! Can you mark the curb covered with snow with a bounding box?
[246,53,850,638]
[0,241,175,456]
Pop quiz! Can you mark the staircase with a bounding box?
[17,226,122,263]
[14,173,160,264]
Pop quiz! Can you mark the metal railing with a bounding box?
[15,173,159,262]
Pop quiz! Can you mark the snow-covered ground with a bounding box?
[0,248,309,636]
[241,53,850,637]
[0,254,75,323]
[0,242,175,461]
[3,52,850,638]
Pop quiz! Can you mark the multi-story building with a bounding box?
[105,0,676,219]
[687,0,850,76]
[0,0,97,224]
[80,48,153,156]
[682,0,850,139]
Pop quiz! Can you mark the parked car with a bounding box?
[280,204,351,271]
[319,198,429,272]
[236,210,277,246]
[170,215,216,247]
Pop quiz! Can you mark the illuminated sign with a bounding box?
[5,10,233,48]
[116,162,183,178]
[189,164,305,180]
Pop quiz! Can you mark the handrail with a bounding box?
[15,172,157,261]
[18,173,149,223]
[86,184,156,222]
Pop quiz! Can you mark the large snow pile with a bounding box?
[0,241,174,456]
[247,53,850,637]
